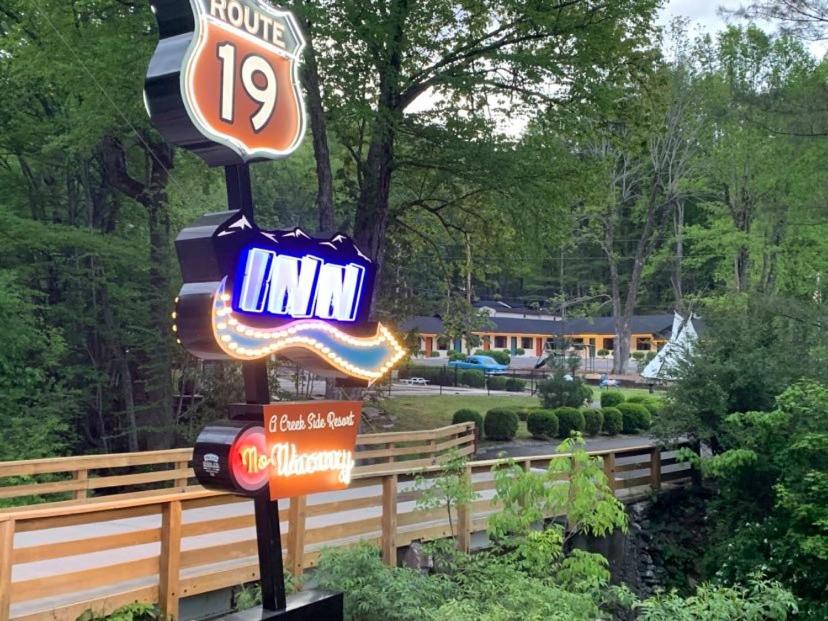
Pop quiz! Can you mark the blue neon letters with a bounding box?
[237,248,365,322]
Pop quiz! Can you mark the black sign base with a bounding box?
[217,591,343,621]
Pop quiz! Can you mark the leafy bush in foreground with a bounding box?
[527,409,558,439]
[582,409,603,436]
[601,407,623,436]
[483,408,519,440]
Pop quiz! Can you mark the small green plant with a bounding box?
[460,369,485,388]
[77,604,159,621]
[505,377,526,392]
[527,409,558,439]
[582,408,603,436]
[600,390,625,408]
[617,402,651,433]
[414,450,477,538]
[601,407,623,435]
[486,375,508,391]
[451,409,482,441]
[515,347,526,355]
[597,348,610,357]
[554,406,585,438]
[448,351,467,362]
[483,408,519,440]
[508,406,531,421]
[474,349,511,366]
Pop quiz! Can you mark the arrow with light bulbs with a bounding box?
[210,279,406,382]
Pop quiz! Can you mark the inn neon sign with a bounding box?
[174,211,405,382]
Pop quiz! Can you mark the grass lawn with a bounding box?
[380,387,663,437]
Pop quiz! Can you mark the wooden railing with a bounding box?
[0,423,476,509]
[0,442,691,621]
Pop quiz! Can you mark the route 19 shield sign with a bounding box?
[145,0,306,166]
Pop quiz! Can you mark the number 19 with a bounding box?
[217,42,277,132]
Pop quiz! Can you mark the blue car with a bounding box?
[448,355,508,374]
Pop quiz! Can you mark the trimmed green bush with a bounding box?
[642,397,664,417]
[429,351,440,357]
[601,407,623,435]
[617,402,651,433]
[527,409,558,439]
[538,376,592,408]
[460,369,486,388]
[631,351,646,361]
[582,408,603,436]
[486,375,508,391]
[508,407,531,422]
[399,366,451,386]
[515,347,526,355]
[483,408,519,441]
[600,390,625,408]
[625,394,647,403]
[554,406,585,439]
[448,351,467,362]
[474,349,510,366]
[505,377,526,392]
[597,348,610,357]
[452,409,483,440]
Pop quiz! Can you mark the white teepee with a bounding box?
[641,312,698,381]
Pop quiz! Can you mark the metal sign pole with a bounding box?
[230,169,287,612]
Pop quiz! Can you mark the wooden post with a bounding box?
[286,496,307,580]
[0,518,14,621]
[159,500,182,620]
[455,465,472,553]
[73,469,88,501]
[174,460,189,490]
[650,447,661,491]
[387,443,396,464]
[381,474,398,565]
[603,452,616,494]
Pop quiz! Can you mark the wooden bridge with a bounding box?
[0,424,691,621]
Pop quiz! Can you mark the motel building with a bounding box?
[401,301,672,361]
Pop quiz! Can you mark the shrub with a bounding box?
[642,397,664,416]
[505,377,526,392]
[515,347,526,355]
[554,406,585,438]
[527,409,558,439]
[460,369,486,388]
[601,407,623,435]
[399,365,452,386]
[448,351,467,362]
[429,351,440,357]
[600,390,625,408]
[474,349,511,366]
[483,408,519,441]
[486,375,508,391]
[508,407,531,421]
[452,409,483,440]
[582,409,603,436]
[631,351,646,361]
[597,348,610,357]
[617,402,651,433]
[538,376,592,408]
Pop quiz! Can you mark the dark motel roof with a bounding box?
[399,314,676,338]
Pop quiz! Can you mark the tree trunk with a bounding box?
[101,133,176,449]
[671,200,685,312]
[293,1,335,233]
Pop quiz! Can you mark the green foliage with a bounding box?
[515,348,526,356]
[483,408,519,441]
[474,350,511,366]
[77,603,158,621]
[526,409,558,439]
[617,403,651,434]
[600,391,626,408]
[451,409,482,441]
[537,377,592,409]
[448,351,467,362]
[601,408,623,436]
[400,366,451,386]
[460,370,486,388]
[554,407,585,439]
[581,409,603,436]
[414,451,476,538]
[505,378,527,392]
[597,348,610,357]
[486,376,508,391]
[636,576,797,620]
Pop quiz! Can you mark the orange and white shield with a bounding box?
[181,0,306,160]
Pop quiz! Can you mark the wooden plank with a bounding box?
[616,475,652,490]
[305,495,379,517]
[13,527,161,564]
[456,466,472,552]
[304,518,381,545]
[86,468,194,491]
[662,469,692,482]
[0,450,191,478]
[73,469,88,501]
[14,504,161,533]
[159,500,182,619]
[381,475,397,566]
[603,453,616,492]
[356,424,473,445]
[0,478,88,500]
[180,539,261,569]
[11,585,159,621]
[286,496,307,577]
[174,461,189,489]
[614,461,651,473]
[178,563,260,599]
[397,507,447,528]
[181,515,254,538]
[0,519,13,621]
[650,448,661,491]
[11,557,159,604]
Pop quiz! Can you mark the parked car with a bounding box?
[599,374,620,388]
[447,355,508,374]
